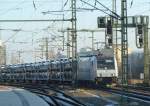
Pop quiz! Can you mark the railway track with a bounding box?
[116,85,150,91]
[0,83,86,106]
[77,84,150,103]
[1,82,150,105]
[105,87,150,102]
[125,85,150,93]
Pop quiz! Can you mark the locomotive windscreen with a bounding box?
[97,57,115,69]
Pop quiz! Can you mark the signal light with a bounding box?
[137,25,143,34]
[106,20,112,35]
[97,17,106,28]
[139,37,143,47]
[107,27,112,35]
[139,37,143,44]
[136,24,144,48]
[105,18,113,47]
[108,38,112,45]
[107,20,112,26]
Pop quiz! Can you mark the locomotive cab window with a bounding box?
[97,57,115,69]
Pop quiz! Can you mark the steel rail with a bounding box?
[24,86,86,106]
[105,87,150,102]
[0,83,86,106]
[117,85,150,92]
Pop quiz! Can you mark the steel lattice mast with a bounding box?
[71,0,78,85]
[71,0,77,59]
[121,0,128,86]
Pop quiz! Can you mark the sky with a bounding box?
[0,0,149,64]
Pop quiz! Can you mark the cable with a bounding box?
[94,0,97,6]
[80,0,91,8]
[2,0,68,63]
[41,7,107,14]
[33,0,37,10]
[3,30,21,43]
[130,0,134,8]
[2,3,40,44]
[64,0,69,8]
[0,28,38,33]
[80,0,120,19]
[95,0,120,18]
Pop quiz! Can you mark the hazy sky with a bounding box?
[0,0,149,63]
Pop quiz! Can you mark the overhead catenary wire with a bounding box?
[3,29,21,44]
[2,3,45,44]
[41,0,113,14]
[80,0,120,20]
[0,28,38,33]
[64,0,69,8]
[95,0,120,18]
[0,0,71,63]
[0,0,134,63]
[32,0,37,10]
[130,0,134,8]
[94,0,97,6]
[41,0,102,14]
[41,8,106,14]
[0,0,64,17]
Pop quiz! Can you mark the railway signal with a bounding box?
[136,24,144,48]
[97,17,113,47]
[98,15,149,85]
[106,18,113,47]
[97,17,106,28]
[106,19,113,35]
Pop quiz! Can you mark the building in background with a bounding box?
[0,40,6,65]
